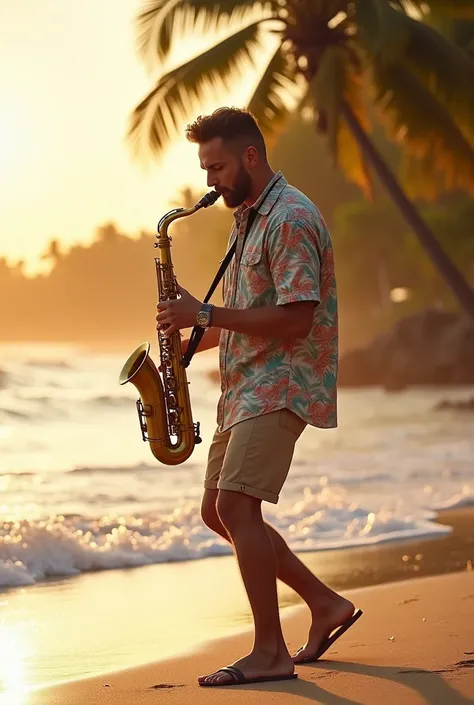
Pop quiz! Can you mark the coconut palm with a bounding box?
[129,0,474,317]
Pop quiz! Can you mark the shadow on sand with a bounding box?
[214,658,474,704]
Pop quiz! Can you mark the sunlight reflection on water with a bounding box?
[0,623,30,705]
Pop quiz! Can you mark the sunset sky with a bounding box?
[0,0,267,274]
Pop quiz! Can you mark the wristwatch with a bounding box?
[196,303,213,329]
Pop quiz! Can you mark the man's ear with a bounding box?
[244,145,259,169]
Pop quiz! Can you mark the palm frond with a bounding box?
[246,46,302,146]
[137,0,274,64]
[336,118,374,200]
[372,61,474,199]
[399,15,474,144]
[410,1,474,19]
[129,21,264,157]
[399,151,453,201]
[360,3,474,145]
[355,0,412,60]
[311,44,373,198]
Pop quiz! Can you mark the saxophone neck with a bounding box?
[157,190,221,237]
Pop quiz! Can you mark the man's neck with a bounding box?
[244,166,276,208]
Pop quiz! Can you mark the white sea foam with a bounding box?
[1,486,470,588]
[0,343,473,588]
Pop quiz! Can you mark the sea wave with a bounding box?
[25,359,73,369]
[69,461,198,474]
[1,487,470,589]
[0,407,31,419]
[87,394,133,407]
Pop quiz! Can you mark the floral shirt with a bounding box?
[217,171,338,432]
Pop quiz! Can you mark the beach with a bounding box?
[0,506,471,704]
[25,568,474,705]
[1,343,473,703]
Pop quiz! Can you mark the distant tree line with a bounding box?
[2,118,473,352]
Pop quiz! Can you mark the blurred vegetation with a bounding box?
[1,114,473,351]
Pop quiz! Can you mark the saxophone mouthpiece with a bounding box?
[196,191,221,209]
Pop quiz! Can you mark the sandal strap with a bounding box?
[216,666,245,683]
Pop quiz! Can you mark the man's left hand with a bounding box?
[156,284,202,335]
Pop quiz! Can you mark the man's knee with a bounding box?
[200,488,221,531]
[216,490,261,533]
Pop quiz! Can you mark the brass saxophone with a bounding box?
[118,190,221,465]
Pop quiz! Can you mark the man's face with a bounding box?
[198,137,252,208]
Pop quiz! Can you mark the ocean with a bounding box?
[0,341,473,695]
[1,341,473,589]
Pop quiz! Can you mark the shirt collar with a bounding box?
[233,171,287,222]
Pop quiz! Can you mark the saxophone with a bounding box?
[118,190,221,465]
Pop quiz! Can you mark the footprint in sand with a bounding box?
[398,597,420,604]
[150,683,185,689]
[455,659,474,669]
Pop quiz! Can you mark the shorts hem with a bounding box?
[204,479,219,490]
[217,479,279,504]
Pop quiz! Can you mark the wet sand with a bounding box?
[28,569,474,704]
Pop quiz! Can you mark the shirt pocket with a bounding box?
[241,245,263,267]
[239,243,270,304]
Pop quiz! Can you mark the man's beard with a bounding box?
[221,164,252,208]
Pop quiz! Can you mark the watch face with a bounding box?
[197,311,210,326]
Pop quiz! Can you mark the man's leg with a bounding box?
[201,488,354,667]
[200,410,354,684]
[199,490,294,686]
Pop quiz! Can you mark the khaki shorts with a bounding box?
[204,408,307,504]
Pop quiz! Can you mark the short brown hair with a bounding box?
[185,107,267,158]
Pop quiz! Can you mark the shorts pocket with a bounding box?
[278,408,306,437]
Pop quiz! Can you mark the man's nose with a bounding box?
[207,173,218,188]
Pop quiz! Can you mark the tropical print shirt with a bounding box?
[217,171,338,432]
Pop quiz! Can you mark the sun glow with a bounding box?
[0,624,30,705]
[0,106,21,183]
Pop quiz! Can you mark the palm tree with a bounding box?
[129,0,474,317]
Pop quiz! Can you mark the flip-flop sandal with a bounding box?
[294,608,363,664]
[199,665,298,687]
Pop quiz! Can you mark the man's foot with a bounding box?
[292,595,356,663]
[198,649,295,686]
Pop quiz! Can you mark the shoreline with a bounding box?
[26,570,474,704]
[2,506,472,701]
[1,505,471,596]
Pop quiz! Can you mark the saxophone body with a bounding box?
[118,190,220,466]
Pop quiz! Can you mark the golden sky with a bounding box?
[0,0,262,274]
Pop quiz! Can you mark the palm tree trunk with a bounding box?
[341,100,474,319]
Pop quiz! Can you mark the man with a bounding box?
[156,107,361,687]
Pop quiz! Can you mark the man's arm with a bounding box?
[157,216,321,339]
[182,325,222,354]
[211,301,315,340]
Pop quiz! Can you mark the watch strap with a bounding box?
[198,302,213,327]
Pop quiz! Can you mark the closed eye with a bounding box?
[200,163,224,171]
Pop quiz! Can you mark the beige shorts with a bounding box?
[204,408,307,504]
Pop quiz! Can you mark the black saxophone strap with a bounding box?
[181,206,258,368]
[181,174,283,368]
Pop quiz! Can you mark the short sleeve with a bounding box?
[266,219,321,306]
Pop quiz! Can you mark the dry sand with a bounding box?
[28,570,474,705]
